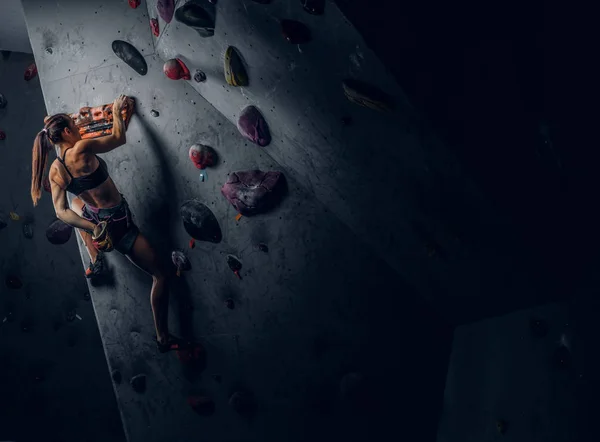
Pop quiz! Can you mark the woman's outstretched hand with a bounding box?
[113,94,128,114]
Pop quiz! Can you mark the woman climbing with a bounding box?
[30,95,182,353]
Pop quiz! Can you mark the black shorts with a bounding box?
[81,197,139,254]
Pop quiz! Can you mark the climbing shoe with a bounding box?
[85,251,105,279]
[156,334,190,353]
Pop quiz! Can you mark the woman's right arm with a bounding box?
[50,169,96,233]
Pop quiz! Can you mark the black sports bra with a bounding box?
[57,148,109,196]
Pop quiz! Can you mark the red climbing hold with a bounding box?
[226,255,242,279]
[150,18,160,36]
[0,131,5,140]
[189,238,195,249]
[128,0,141,8]
[176,342,205,364]
[189,144,216,169]
[24,63,37,81]
[164,58,191,80]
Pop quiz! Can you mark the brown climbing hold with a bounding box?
[130,374,146,393]
[224,46,248,87]
[187,396,215,416]
[343,79,394,112]
[6,275,22,289]
[46,218,73,245]
[281,19,311,44]
[24,63,37,81]
[225,298,235,309]
[221,170,285,216]
[150,18,160,37]
[128,0,140,8]
[164,58,191,80]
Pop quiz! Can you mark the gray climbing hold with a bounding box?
[150,109,159,117]
[342,79,394,112]
[45,47,53,55]
[112,370,122,384]
[0,93,7,109]
[221,170,286,216]
[237,106,270,146]
[172,250,191,273]
[180,200,222,243]
[130,374,146,393]
[46,218,73,245]
[175,3,215,37]
[194,69,207,83]
[112,40,148,76]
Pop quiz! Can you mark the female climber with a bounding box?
[30,95,181,353]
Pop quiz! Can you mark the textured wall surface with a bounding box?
[0,0,32,53]
[437,302,582,442]
[0,52,125,442]
[150,0,535,323]
[22,1,453,441]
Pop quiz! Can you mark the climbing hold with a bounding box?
[150,18,160,37]
[128,0,140,8]
[237,106,271,146]
[529,318,548,338]
[0,93,7,109]
[225,298,235,309]
[176,341,205,365]
[226,255,242,279]
[22,223,34,239]
[194,70,207,82]
[112,40,148,76]
[45,47,53,54]
[257,243,269,253]
[130,374,146,393]
[189,144,216,170]
[187,396,215,416]
[172,251,191,277]
[221,170,285,216]
[189,238,196,249]
[180,200,222,243]
[164,58,191,80]
[111,370,122,384]
[496,419,508,435]
[235,213,243,222]
[6,275,22,289]
[9,211,19,221]
[83,291,91,301]
[150,109,159,117]
[342,79,394,112]
[157,0,175,23]
[229,391,256,416]
[24,63,37,81]
[46,218,73,245]
[224,47,248,87]
[281,20,311,44]
[301,0,325,15]
[0,131,6,140]
[43,176,51,192]
[175,3,215,38]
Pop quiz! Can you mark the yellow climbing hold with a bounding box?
[235,213,243,222]
[9,212,20,221]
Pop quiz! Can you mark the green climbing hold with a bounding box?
[224,46,248,87]
[342,79,394,112]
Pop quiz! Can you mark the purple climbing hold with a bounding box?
[237,106,271,146]
[157,0,175,23]
[180,200,222,243]
[281,19,311,44]
[221,170,286,216]
[301,0,325,15]
[46,218,73,245]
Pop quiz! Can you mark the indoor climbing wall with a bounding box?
[20,1,454,441]
[437,302,581,442]
[0,52,125,442]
